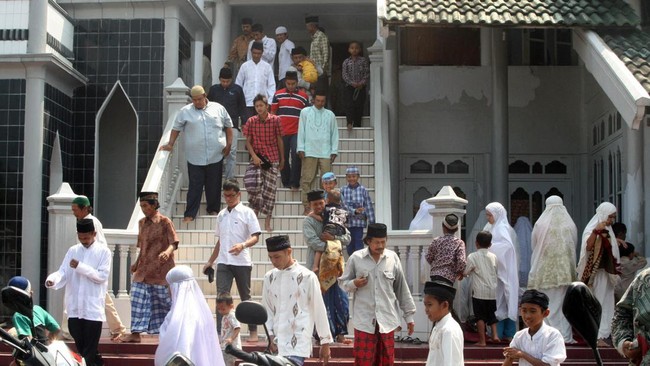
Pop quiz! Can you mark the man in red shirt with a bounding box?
[271,71,311,191]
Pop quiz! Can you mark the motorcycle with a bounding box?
[224,301,297,366]
[0,286,85,366]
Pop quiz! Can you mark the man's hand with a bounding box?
[222,145,231,157]
[278,159,285,171]
[228,243,245,256]
[269,337,278,354]
[319,343,331,365]
[69,259,79,269]
[252,156,262,167]
[407,322,415,335]
[502,347,522,360]
[159,143,173,151]
[320,232,335,241]
[298,151,305,160]
[158,251,171,264]
[353,277,368,288]
[623,340,642,361]
[330,154,337,163]
[202,262,213,274]
[130,263,138,274]
[45,280,54,287]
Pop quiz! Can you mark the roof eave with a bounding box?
[573,29,650,130]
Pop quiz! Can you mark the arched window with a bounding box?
[447,160,469,174]
[545,160,567,174]
[509,160,530,174]
[434,161,445,174]
[410,160,432,174]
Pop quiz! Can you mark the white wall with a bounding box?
[398,66,584,155]
[47,3,74,53]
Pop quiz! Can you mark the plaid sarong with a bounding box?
[354,325,395,366]
[245,162,278,215]
[130,282,171,334]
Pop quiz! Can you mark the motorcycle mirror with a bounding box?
[164,352,195,366]
[235,301,268,325]
[1,286,34,321]
[562,281,603,366]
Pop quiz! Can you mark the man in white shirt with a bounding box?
[247,23,276,71]
[274,26,295,88]
[237,41,276,123]
[203,179,261,342]
[67,195,126,341]
[339,223,416,366]
[46,219,111,366]
[262,235,332,366]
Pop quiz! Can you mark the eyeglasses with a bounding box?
[223,192,238,198]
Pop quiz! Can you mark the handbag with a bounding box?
[257,153,272,170]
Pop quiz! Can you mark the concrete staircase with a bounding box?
[171,116,375,313]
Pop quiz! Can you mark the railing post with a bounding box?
[107,243,116,297]
[46,183,79,324]
[117,244,130,298]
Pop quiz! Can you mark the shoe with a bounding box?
[207,211,218,215]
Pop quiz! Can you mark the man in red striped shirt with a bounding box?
[271,71,311,191]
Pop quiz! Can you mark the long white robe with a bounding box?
[514,217,532,288]
[154,265,224,366]
[486,202,519,322]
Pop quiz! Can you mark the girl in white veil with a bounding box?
[485,202,519,340]
[154,265,225,366]
[576,202,619,344]
[528,195,577,343]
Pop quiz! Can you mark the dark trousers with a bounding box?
[315,72,329,96]
[68,318,103,366]
[280,134,301,188]
[345,85,366,126]
[347,226,365,256]
[216,264,257,334]
[186,161,223,218]
[243,107,256,126]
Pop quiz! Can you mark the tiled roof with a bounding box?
[382,0,639,27]
[600,29,650,93]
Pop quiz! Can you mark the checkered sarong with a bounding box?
[129,282,171,334]
[353,326,395,366]
[245,162,278,215]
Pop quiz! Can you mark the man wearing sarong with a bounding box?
[340,223,416,366]
[243,94,284,232]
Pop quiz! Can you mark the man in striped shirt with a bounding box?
[271,71,310,190]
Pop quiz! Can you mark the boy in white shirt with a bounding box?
[502,290,566,366]
[464,231,500,346]
[424,276,464,366]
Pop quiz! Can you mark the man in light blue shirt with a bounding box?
[161,85,233,222]
[297,91,339,214]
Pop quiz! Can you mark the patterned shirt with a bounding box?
[612,268,650,365]
[228,34,252,63]
[310,30,330,72]
[242,113,282,163]
[262,261,333,357]
[297,106,339,159]
[340,183,375,228]
[426,234,466,283]
[340,248,416,334]
[220,310,241,351]
[133,212,179,285]
[464,249,498,300]
[271,88,311,136]
[342,56,369,86]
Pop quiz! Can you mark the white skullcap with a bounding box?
[275,26,288,35]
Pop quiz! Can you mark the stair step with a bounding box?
[235,150,375,164]
[178,186,375,203]
[234,138,374,151]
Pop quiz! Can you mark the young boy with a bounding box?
[217,292,241,366]
[502,290,566,366]
[342,41,369,131]
[424,276,464,366]
[340,166,375,256]
[309,188,347,272]
[6,276,60,344]
[464,231,500,346]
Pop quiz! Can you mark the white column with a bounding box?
[625,126,644,251]
[164,7,181,87]
[491,29,509,204]
[383,34,399,229]
[211,0,231,78]
[46,183,78,324]
[193,32,204,86]
[27,0,47,53]
[22,65,46,301]
[117,245,130,298]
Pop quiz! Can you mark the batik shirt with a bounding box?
[612,268,650,365]
[426,234,466,283]
[262,261,333,357]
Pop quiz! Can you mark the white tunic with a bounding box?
[277,39,295,80]
[262,261,332,357]
[247,36,277,69]
[45,242,111,322]
[426,313,464,366]
[509,322,566,366]
[235,59,276,107]
[214,202,261,266]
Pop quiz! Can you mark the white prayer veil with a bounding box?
[486,202,519,321]
[154,265,225,366]
[409,200,434,231]
[576,202,620,280]
[528,195,577,289]
[514,217,533,287]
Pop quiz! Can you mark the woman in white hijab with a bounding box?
[577,202,619,345]
[485,202,519,340]
[513,217,533,288]
[154,265,225,366]
[528,195,577,343]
